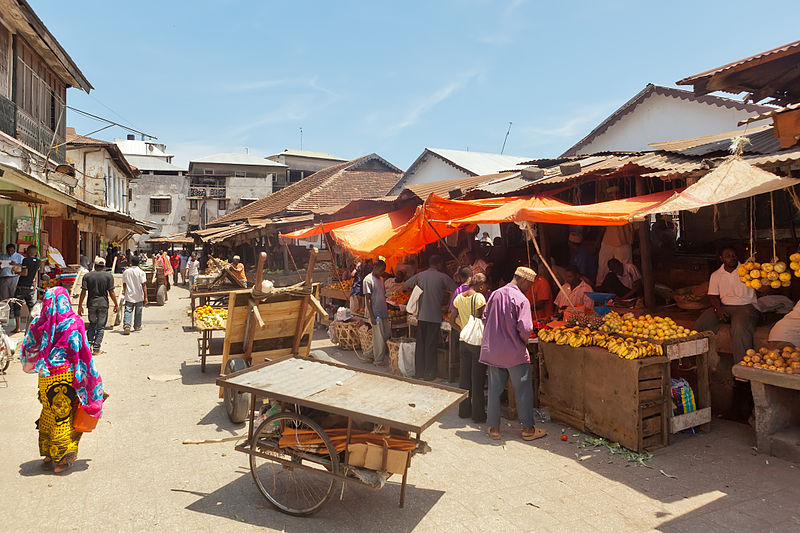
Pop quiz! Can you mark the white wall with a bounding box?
[401,155,471,189]
[577,94,761,155]
[129,170,188,240]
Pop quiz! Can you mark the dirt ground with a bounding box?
[1,284,799,532]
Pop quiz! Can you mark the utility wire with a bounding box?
[67,105,156,139]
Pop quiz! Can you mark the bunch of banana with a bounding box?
[538,326,592,347]
[606,337,663,359]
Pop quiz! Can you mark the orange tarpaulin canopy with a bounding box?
[280,214,374,240]
[512,189,682,226]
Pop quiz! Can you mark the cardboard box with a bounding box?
[347,443,409,475]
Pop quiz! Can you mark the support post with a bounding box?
[636,177,656,310]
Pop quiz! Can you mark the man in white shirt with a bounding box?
[121,255,148,334]
[555,265,594,310]
[694,247,760,362]
[0,243,24,300]
[186,252,200,286]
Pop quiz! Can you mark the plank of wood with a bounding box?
[670,407,712,433]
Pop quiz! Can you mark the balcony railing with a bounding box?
[189,186,226,198]
[0,94,65,163]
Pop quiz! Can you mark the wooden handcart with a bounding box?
[219,250,324,423]
[143,265,168,306]
[217,355,466,516]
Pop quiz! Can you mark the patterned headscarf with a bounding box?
[21,286,104,418]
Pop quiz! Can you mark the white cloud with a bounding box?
[227,100,311,138]
[222,76,337,97]
[523,102,618,138]
[476,0,527,45]
[384,70,481,134]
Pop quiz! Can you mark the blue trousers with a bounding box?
[123,301,143,330]
[86,306,108,349]
[487,363,534,428]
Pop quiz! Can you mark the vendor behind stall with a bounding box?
[599,258,642,299]
[694,246,760,362]
[525,261,553,321]
[769,300,800,348]
[555,265,594,311]
[407,255,457,381]
[228,255,247,287]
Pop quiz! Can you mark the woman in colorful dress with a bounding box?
[20,286,104,473]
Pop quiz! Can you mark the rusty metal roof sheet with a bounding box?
[740,102,800,125]
[650,126,780,157]
[219,357,466,432]
[744,147,800,167]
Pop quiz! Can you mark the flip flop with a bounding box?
[41,457,53,470]
[488,427,501,440]
[521,427,547,441]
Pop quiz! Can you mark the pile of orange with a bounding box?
[740,346,800,374]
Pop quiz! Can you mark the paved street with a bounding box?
[2,285,799,532]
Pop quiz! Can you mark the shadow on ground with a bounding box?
[184,467,444,532]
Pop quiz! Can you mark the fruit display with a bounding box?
[790,253,800,278]
[740,346,800,374]
[195,305,228,329]
[738,259,793,289]
[388,308,405,322]
[538,326,663,359]
[206,258,229,275]
[599,312,697,340]
[388,291,410,305]
[327,278,354,292]
[565,313,604,329]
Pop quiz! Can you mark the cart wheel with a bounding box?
[223,357,251,423]
[250,411,340,516]
[156,284,167,306]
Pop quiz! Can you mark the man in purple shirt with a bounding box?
[480,266,547,442]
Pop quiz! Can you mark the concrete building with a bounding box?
[388,148,531,195]
[266,149,347,190]
[186,153,287,229]
[561,84,773,156]
[115,135,187,246]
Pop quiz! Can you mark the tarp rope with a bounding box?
[524,225,578,314]
[280,237,304,283]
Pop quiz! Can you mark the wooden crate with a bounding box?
[539,343,669,452]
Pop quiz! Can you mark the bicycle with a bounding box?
[0,298,24,373]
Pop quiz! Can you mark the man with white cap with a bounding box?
[480,266,547,442]
[78,256,119,355]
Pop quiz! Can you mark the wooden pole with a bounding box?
[292,247,318,354]
[636,177,656,310]
[243,252,267,361]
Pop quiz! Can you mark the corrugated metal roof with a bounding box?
[561,84,771,157]
[124,155,185,172]
[269,149,347,161]
[678,39,800,87]
[191,153,288,167]
[425,148,532,175]
[404,172,516,200]
[740,102,800,125]
[744,147,800,167]
[649,126,780,157]
[221,357,465,432]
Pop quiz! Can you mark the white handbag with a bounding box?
[406,285,423,316]
[459,295,484,346]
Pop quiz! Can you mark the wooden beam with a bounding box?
[636,177,656,310]
[292,247,318,354]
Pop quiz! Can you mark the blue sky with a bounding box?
[32,0,800,169]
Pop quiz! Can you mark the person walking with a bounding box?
[186,252,200,287]
[406,255,457,381]
[480,266,547,442]
[0,243,24,300]
[11,245,42,333]
[20,286,105,473]
[179,251,189,285]
[121,255,148,334]
[78,256,119,354]
[364,260,390,367]
[449,272,489,422]
[170,251,181,286]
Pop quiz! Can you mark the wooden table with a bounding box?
[732,365,800,463]
[197,323,226,372]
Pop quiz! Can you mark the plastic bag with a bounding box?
[398,341,416,377]
[406,286,423,316]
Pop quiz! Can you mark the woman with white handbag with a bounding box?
[449,273,489,423]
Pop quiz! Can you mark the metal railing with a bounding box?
[0,94,65,163]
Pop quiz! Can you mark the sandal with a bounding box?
[41,457,53,470]
[53,455,75,474]
[488,426,501,440]
[521,426,547,441]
